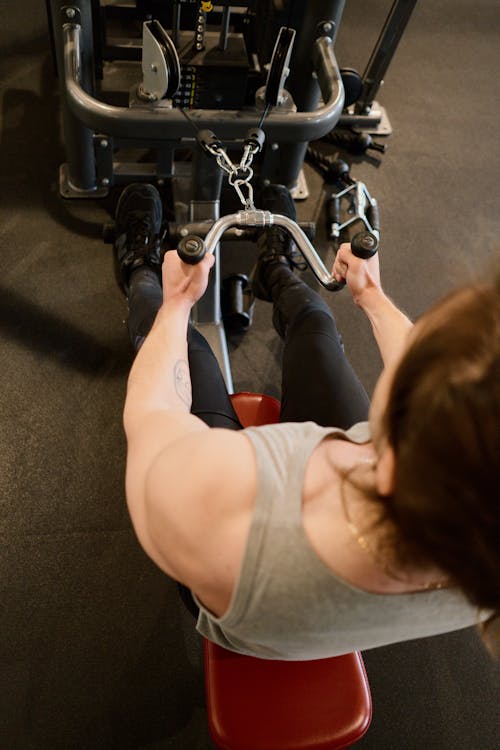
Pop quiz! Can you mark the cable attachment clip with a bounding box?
[228,171,255,211]
[239,127,265,173]
[197,128,265,210]
[197,129,223,154]
[230,127,265,209]
[197,129,238,181]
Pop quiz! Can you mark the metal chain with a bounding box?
[228,170,255,209]
[204,140,260,209]
[181,103,269,211]
[204,142,234,177]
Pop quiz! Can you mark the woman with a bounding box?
[119,183,499,659]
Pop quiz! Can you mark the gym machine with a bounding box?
[45,1,418,389]
[46,0,348,195]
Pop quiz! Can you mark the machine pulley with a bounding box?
[139,20,181,102]
[264,26,296,107]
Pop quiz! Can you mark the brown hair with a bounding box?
[380,275,500,641]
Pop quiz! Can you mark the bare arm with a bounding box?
[332,243,413,366]
[122,251,256,610]
[123,251,215,436]
[123,251,215,557]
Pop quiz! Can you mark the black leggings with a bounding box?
[128,263,370,430]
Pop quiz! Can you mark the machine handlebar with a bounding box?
[177,210,378,291]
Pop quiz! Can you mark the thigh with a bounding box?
[280,308,370,429]
[188,326,242,429]
[179,327,241,618]
[268,269,369,428]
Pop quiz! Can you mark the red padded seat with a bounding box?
[204,641,371,750]
[231,391,281,427]
[203,392,372,749]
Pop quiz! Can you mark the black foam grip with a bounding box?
[366,203,380,233]
[326,197,341,225]
[330,278,346,292]
[351,231,379,259]
[177,235,206,265]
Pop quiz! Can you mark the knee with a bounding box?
[288,304,336,334]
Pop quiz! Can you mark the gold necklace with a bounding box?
[340,477,450,591]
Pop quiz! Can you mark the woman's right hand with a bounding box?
[332,242,383,307]
[162,249,215,308]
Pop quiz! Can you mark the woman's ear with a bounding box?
[375,443,396,496]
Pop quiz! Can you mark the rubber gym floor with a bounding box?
[1,1,499,748]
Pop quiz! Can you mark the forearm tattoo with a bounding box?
[173,359,192,407]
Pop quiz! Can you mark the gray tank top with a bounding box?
[194,421,480,659]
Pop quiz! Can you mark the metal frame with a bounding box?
[47,0,347,195]
[46,1,349,389]
[63,26,344,142]
[339,0,419,133]
[45,2,419,388]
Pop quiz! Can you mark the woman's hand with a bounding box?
[332,242,382,307]
[333,242,413,366]
[162,250,215,308]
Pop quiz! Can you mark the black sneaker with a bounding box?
[114,183,163,292]
[251,184,307,301]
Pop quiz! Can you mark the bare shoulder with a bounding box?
[142,428,258,596]
[149,428,256,501]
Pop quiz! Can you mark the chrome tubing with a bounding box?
[202,211,342,292]
[62,24,345,142]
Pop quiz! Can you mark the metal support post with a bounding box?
[189,148,233,391]
[49,1,99,195]
[218,6,231,51]
[355,0,419,115]
[269,0,346,190]
[286,0,345,112]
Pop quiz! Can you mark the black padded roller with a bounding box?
[366,202,380,234]
[326,196,341,225]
